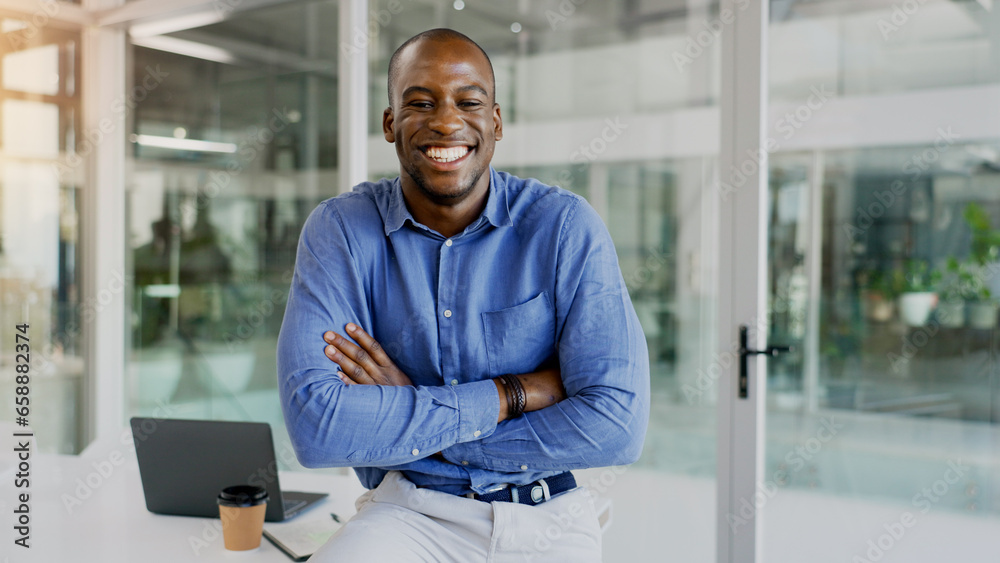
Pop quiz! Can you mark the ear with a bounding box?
[382,107,395,143]
[492,103,503,142]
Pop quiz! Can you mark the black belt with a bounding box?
[469,472,576,506]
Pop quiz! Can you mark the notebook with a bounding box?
[131,417,327,522]
[263,518,343,561]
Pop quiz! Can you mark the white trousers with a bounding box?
[311,471,603,562]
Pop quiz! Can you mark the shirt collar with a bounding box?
[383,167,513,236]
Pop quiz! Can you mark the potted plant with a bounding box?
[935,258,971,328]
[859,268,897,322]
[967,282,998,330]
[955,203,1000,329]
[965,202,1000,300]
[895,260,939,327]
[964,202,1000,266]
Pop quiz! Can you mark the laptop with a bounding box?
[131,418,327,522]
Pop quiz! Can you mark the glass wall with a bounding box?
[125,1,339,464]
[0,22,84,454]
[366,0,717,134]
[770,0,1000,102]
[763,1,1000,560]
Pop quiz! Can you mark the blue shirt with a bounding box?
[277,167,650,495]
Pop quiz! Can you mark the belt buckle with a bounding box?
[479,480,552,504]
[529,478,551,504]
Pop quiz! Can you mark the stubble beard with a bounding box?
[402,158,487,206]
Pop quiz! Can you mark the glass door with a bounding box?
[760,1,1000,561]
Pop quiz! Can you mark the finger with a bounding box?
[326,329,382,375]
[344,323,393,367]
[324,341,375,385]
[337,371,355,386]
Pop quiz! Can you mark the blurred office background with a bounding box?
[1,0,999,560]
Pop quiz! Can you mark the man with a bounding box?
[277,28,649,561]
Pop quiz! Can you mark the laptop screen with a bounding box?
[130,418,288,522]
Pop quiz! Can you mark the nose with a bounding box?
[426,103,462,136]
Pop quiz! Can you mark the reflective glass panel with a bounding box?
[126,1,339,468]
[0,28,83,454]
[763,2,1000,561]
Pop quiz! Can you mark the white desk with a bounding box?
[0,434,365,562]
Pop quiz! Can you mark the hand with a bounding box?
[324,323,413,387]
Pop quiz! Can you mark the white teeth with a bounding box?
[425,146,469,163]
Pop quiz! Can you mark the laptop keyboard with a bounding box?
[283,497,307,515]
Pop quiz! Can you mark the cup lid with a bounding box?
[217,485,269,507]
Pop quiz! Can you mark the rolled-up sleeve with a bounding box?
[277,200,500,468]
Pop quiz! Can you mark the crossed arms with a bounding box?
[277,196,649,473]
[322,323,565,423]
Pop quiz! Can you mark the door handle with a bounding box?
[738,324,792,399]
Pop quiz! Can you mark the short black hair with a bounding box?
[386,28,495,106]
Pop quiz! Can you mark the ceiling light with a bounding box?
[129,12,225,39]
[130,36,236,65]
[1,19,28,33]
[132,134,237,154]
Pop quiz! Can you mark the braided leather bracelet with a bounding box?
[499,374,526,418]
[499,376,515,416]
[513,376,526,417]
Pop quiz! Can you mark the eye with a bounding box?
[408,101,432,109]
[460,101,484,109]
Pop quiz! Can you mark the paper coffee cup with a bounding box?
[217,485,269,551]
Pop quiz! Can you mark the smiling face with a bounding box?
[383,36,503,207]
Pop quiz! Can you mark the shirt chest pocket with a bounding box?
[482,292,556,376]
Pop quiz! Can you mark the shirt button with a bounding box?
[445,239,453,247]
[520,465,528,470]
[412,449,420,456]
[443,309,452,318]
[450,379,458,386]
[473,430,481,437]
[462,460,469,466]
